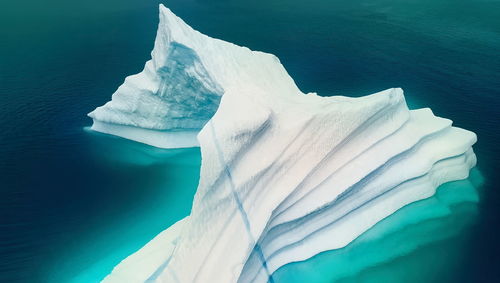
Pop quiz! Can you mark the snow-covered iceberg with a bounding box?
[95,4,478,283]
[88,3,301,148]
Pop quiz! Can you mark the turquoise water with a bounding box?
[1,0,499,282]
[45,133,201,283]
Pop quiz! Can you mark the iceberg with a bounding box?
[88,3,301,148]
[94,4,478,283]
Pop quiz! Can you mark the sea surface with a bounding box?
[1,0,499,282]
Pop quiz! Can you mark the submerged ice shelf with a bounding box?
[272,169,483,283]
[90,4,479,283]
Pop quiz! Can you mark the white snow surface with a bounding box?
[88,3,300,148]
[100,4,478,283]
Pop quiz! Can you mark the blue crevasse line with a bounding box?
[146,257,174,283]
[254,244,275,283]
[145,235,181,282]
[209,121,274,282]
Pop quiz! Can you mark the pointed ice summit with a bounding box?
[95,4,478,283]
[88,3,300,148]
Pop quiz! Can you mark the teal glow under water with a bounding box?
[1,0,499,282]
[46,132,202,283]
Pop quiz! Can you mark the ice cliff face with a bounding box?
[99,4,478,283]
[88,4,301,148]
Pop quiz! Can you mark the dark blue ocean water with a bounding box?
[1,0,499,282]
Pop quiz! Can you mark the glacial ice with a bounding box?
[97,4,478,283]
[88,3,300,148]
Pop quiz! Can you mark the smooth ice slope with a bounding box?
[100,4,478,283]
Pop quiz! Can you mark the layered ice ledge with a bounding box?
[97,4,478,283]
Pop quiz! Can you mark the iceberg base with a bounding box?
[90,121,199,149]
